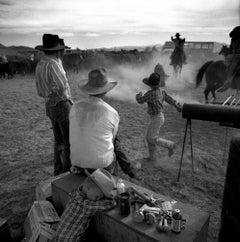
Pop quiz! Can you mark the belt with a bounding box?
[70,166,95,175]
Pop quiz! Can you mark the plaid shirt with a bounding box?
[136,88,177,115]
[55,188,116,242]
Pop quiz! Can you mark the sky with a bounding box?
[0,0,239,49]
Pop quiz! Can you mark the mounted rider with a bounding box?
[170,33,187,65]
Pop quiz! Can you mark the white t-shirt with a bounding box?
[70,96,119,169]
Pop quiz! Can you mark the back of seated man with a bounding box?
[70,68,137,178]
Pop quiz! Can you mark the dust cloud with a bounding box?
[107,61,201,105]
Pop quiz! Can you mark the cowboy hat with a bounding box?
[79,68,117,95]
[143,72,162,87]
[175,33,181,37]
[35,34,68,51]
[85,168,116,198]
[229,26,240,40]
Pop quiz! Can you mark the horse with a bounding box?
[195,45,230,103]
[171,39,186,77]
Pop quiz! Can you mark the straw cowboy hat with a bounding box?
[85,168,116,198]
[143,72,162,87]
[35,34,68,51]
[79,68,117,95]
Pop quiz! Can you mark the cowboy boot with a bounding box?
[148,144,158,162]
[168,142,177,157]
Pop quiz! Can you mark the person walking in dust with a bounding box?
[35,34,73,176]
[136,72,182,163]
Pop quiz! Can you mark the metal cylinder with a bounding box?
[182,103,240,125]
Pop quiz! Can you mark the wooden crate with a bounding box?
[52,173,210,242]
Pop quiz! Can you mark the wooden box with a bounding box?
[52,173,210,242]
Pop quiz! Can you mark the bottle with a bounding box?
[116,179,125,195]
[171,209,182,233]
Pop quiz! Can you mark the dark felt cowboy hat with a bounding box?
[143,72,161,87]
[175,33,181,37]
[35,34,68,51]
[229,26,240,40]
[79,68,117,95]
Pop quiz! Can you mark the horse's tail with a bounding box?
[196,61,214,87]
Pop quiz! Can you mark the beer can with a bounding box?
[171,209,182,233]
[119,192,131,217]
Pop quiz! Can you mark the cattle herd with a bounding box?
[0,46,165,79]
[0,45,220,79]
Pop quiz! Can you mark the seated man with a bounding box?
[70,68,137,178]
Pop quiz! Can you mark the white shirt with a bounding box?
[70,96,119,169]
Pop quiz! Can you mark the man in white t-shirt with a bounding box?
[70,68,136,177]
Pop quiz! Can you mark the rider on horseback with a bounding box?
[217,26,240,92]
[170,33,187,65]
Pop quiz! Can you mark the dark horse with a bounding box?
[195,45,230,103]
[171,39,186,77]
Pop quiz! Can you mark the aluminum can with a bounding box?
[171,209,182,233]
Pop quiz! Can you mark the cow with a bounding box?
[62,52,83,73]
[0,63,13,79]
[6,55,29,76]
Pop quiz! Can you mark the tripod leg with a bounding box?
[189,119,194,173]
[177,119,189,181]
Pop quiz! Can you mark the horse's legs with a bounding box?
[211,89,216,103]
[204,89,210,103]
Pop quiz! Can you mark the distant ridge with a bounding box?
[0,43,6,48]
[0,44,36,56]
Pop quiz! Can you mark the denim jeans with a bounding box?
[146,113,174,158]
[46,100,72,176]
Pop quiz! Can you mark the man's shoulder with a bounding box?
[100,100,119,115]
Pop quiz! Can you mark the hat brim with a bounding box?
[85,169,115,198]
[143,78,159,87]
[79,80,118,95]
[35,44,66,51]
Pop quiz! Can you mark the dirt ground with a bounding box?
[0,64,237,241]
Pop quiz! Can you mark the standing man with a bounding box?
[217,26,240,92]
[35,34,73,176]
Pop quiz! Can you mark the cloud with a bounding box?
[84,32,100,37]
[0,0,239,47]
[0,0,13,6]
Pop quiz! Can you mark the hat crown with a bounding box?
[148,72,161,86]
[87,168,116,197]
[87,68,108,88]
[42,34,61,49]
